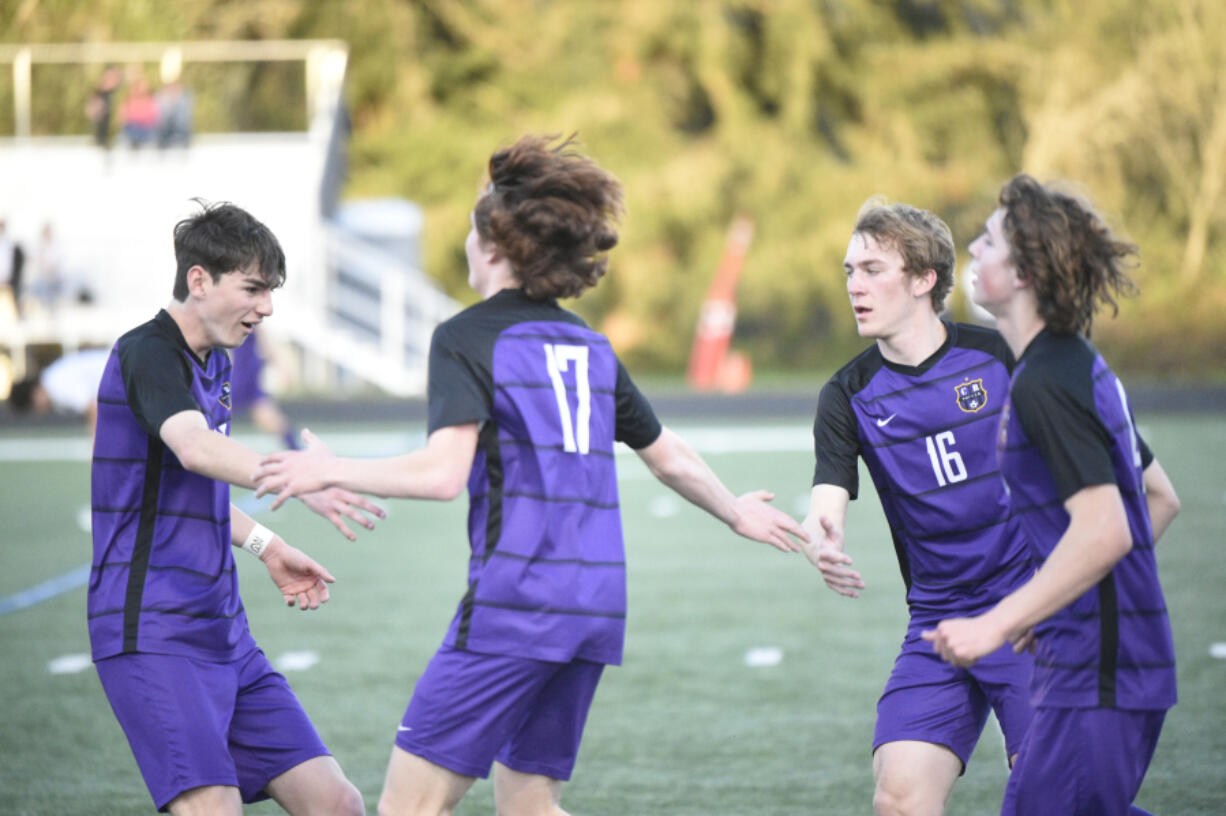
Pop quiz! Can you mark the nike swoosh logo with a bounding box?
[876,414,897,427]
[397,725,413,732]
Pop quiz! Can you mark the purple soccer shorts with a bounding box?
[874,629,1034,770]
[395,644,605,781]
[95,648,330,811]
[1001,706,1166,815]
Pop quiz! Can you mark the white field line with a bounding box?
[0,424,814,463]
[0,424,813,616]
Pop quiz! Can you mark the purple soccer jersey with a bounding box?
[89,311,254,661]
[227,329,265,413]
[999,330,1176,711]
[814,322,1033,622]
[426,289,661,666]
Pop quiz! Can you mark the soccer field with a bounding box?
[1,415,1223,814]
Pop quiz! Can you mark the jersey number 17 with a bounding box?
[544,343,591,455]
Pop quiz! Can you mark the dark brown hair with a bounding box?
[854,197,955,312]
[999,174,1138,336]
[172,199,285,301]
[474,134,624,300]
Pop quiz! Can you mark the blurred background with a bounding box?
[1,0,1224,404]
[1,4,1224,813]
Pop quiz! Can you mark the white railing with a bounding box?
[301,224,461,397]
[0,39,349,141]
[0,40,457,397]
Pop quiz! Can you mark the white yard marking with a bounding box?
[276,650,320,671]
[47,654,93,675]
[744,646,784,667]
[2,424,813,614]
[0,425,813,463]
[1209,643,1226,659]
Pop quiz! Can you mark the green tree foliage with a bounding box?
[3,0,1223,376]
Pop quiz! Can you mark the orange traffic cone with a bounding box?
[687,216,754,392]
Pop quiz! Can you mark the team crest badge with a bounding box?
[219,381,232,410]
[955,378,987,413]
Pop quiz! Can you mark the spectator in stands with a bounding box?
[28,222,66,315]
[156,78,194,148]
[85,65,122,149]
[0,218,26,318]
[120,75,159,149]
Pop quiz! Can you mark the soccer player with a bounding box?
[804,199,1035,815]
[252,135,809,816]
[90,202,383,815]
[923,175,1180,815]
[230,326,301,450]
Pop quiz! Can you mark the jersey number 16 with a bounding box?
[925,431,967,487]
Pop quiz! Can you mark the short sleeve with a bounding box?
[426,322,492,434]
[812,379,862,497]
[117,336,199,437]
[613,361,662,450]
[1138,433,1154,470]
[1011,368,1116,500]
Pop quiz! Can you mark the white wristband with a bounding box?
[241,523,275,559]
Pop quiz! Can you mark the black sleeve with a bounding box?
[812,379,862,498]
[613,361,662,450]
[426,322,492,434]
[1011,367,1116,500]
[1138,433,1154,470]
[117,335,199,437]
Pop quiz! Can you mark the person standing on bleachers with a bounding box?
[0,217,26,318]
[85,65,122,149]
[120,75,159,149]
[156,77,195,149]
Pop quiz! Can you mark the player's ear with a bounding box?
[185,265,211,299]
[481,239,504,265]
[912,268,937,298]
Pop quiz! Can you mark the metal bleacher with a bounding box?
[0,40,458,396]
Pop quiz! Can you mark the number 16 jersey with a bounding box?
[426,288,662,666]
[813,321,1033,623]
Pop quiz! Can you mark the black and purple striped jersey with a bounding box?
[88,310,253,662]
[999,329,1176,710]
[427,288,662,666]
[813,321,1033,623]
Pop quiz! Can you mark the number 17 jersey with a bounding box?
[426,288,662,666]
[813,321,1033,623]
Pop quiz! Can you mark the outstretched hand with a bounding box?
[299,487,385,541]
[803,516,865,598]
[728,490,809,553]
[253,429,333,509]
[253,429,386,540]
[260,538,336,610]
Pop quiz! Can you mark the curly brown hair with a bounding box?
[473,134,625,300]
[853,197,956,313]
[999,174,1139,336]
